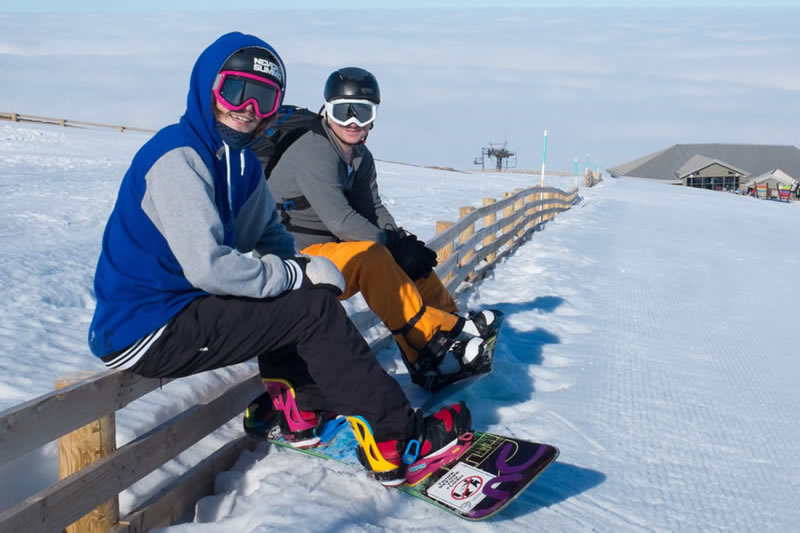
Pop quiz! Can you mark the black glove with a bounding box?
[384,229,438,281]
[283,256,344,296]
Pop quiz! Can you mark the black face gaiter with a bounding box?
[215,120,257,150]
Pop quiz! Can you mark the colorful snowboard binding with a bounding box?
[244,398,559,520]
[347,414,474,487]
[244,378,328,449]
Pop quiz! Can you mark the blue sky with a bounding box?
[1,8,799,171]
[1,1,798,11]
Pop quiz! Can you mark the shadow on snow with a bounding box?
[490,461,606,522]
[460,296,565,427]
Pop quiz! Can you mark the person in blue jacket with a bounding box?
[87,32,471,486]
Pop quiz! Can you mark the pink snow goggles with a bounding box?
[213,70,282,119]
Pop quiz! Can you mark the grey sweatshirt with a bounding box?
[266,119,398,250]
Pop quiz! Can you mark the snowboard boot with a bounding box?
[407,312,501,391]
[262,378,326,449]
[243,390,277,438]
[446,309,503,367]
[349,401,473,487]
[457,309,500,341]
[433,309,501,367]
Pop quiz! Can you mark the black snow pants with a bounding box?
[120,288,414,440]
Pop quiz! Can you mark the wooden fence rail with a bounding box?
[430,185,577,293]
[0,111,156,134]
[0,183,578,533]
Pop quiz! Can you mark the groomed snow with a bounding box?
[1,122,798,532]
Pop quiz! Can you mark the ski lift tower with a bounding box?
[474,141,516,171]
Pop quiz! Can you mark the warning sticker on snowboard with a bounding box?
[427,462,492,512]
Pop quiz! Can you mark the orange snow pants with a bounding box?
[301,241,459,364]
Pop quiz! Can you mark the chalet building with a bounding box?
[743,169,798,200]
[674,155,749,190]
[608,144,800,193]
[744,168,797,190]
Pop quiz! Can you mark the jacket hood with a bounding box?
[183,32,286,150]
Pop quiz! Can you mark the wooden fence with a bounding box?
[584,169,602,188]
[0,184,578,533]
[0,112,156,134]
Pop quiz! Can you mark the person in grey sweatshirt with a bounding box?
[263,67,499,393]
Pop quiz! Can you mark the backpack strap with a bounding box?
[262,107,327,179]
[276,196,339,240]
[276,195,312,213]
[258,106,337,240]
[283,223,340,239]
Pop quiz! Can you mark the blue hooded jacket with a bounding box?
[89,32,297,359]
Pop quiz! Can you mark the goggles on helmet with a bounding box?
[324,99,378,127]
[213,70,282,119]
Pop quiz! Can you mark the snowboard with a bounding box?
[244,399,559,520]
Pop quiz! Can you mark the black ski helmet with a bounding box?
[323,67,380,104]
[220,46,286,93]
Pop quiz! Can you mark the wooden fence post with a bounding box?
[11,112,18,122]
[538,185,546,227]
[502,192,514,249]
[541,190,549,222]
[435,221,455,283]
[56,373,119,533]
[524,190,536,231]
[457,206,476,280]
[513,189,525,239]
[482,198,497,264]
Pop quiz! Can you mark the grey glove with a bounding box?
[283,256,345,296]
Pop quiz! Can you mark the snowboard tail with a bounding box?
[410,431,558,519]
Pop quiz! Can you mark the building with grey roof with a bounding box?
[674,155,750,190]
[609,144,800,192]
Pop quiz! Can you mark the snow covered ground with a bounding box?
[1,121,798,531]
